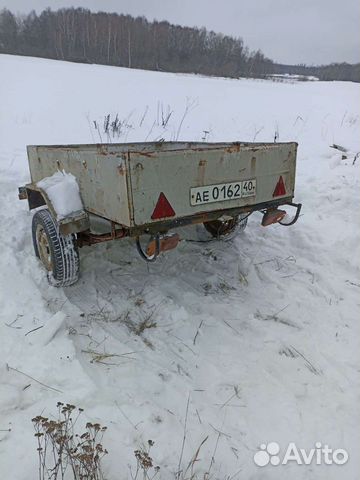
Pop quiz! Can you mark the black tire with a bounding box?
[203,214,248,239]
[32,209,80,287]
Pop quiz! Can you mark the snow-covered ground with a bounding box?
[0,54,359,479]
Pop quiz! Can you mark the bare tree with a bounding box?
[1,7,358,82]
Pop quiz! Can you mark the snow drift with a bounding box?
[0,54,359,479]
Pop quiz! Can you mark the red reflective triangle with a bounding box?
[151,192,176,220]
[273,176,286,197]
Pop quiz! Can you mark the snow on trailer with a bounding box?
[19,141,301,286]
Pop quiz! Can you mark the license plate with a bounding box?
[190,179,256,206]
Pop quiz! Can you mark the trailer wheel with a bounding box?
[32,209,79,287]
[203,214,248,239]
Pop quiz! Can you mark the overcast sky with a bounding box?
[1,0,359,65]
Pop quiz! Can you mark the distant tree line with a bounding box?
[0,7,275,77]
[275,62,360,83]
[0,7,359,82]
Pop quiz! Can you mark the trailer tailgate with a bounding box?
[128,142,297,226]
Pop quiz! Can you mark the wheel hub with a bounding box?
[36,224,52,271]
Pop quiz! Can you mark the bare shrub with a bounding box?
[32,403,108,480]
[93,113,134,142]
[32,405,227,480]
[132,440,160,480]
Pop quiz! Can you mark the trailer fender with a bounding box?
[18,183,90,235]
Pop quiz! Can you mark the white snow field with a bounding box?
[0,54,359,479]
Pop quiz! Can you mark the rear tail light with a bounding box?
[273,176,286,197]
[262,209,286,226]
[146,233,180,256]
[151,192,176,220]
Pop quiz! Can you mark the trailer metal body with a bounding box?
[20,141,301,285]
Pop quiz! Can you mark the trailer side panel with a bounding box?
[27,145,132,226]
